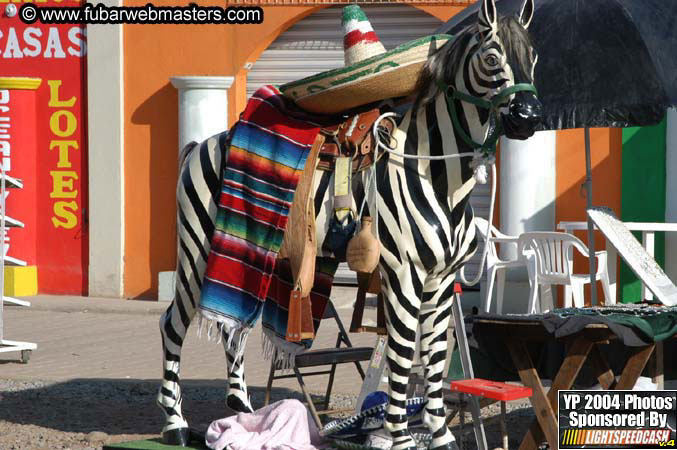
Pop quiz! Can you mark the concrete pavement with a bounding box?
[0,287,379,397]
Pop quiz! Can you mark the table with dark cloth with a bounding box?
[447,305,677,450]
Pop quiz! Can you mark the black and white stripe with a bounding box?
[376,1,537,448]
[156,0,537,446]
[156,133,234,443]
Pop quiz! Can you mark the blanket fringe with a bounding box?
[262,328,307,371]
[196,309,307,370]
[196,309,252,360]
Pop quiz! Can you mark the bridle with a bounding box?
[436,79,538,154]
[366,80,538,287]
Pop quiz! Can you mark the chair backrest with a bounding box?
[323,299,354,348]
[518,232,590,281]
[474,217,518,262]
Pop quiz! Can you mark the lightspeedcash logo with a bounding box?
[559,391,677,449]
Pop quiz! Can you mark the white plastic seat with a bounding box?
[517,232,613,313]
[474,217,525,314]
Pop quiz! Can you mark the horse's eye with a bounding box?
[484,54,499,67]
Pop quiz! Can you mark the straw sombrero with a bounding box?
[280,5,452,114]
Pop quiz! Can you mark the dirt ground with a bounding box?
[0,378,534,450]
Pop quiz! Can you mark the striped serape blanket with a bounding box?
[198,85,337,365]
[262,258,339,368]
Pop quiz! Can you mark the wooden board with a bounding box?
[588,207,677,306]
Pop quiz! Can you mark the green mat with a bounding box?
[103,438,208,450]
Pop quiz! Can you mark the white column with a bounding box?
[665,108,677,282]
[87,0,124,298]
[492,131,556,312]
[499,130,557,260]
[160,76,233,301]
[169,76,234,153]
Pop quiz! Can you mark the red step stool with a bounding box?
[450,378,532,450]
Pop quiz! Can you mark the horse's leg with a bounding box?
[221,330,254,413]
[419,277,458,450]
[157,137,223,445]
[157,287,196,445]
[381,262,424,450]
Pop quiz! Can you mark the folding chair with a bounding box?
[264,299,373,428]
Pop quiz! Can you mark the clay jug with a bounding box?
[346,216,380,273]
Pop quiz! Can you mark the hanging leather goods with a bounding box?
[286,287,315,342]
[282,134,323,344]
[327,156,357,260]
[279,134,323,298]
[300,294,315,340]
[346,216,380,274]
[286,288,303,342]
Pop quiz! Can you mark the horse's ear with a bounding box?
[478,0,497,36]
[519,0,535,28]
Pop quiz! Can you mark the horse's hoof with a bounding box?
[161,427,190,446]
[226,395,254,414]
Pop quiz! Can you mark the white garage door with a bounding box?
[247,5,487,286]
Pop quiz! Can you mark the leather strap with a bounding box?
[376,293,386,334]
[350,270,386,334]
[350,273,369,333]
[344,109,381,152]
[300,295,314,340]
[286,288,303,342]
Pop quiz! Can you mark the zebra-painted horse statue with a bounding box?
[158,0,541,448]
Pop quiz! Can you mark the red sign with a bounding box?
[0,0,88,294]
[0,81,39,267]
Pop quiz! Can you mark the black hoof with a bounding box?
[162,427,190,446]
[227,395,254,413]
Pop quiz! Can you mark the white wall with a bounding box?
[492,131,556,312]
[499,130,557,258]
[86,0,124,297]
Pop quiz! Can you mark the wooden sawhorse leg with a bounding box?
[513,338,656,450]
[509,336,594,450]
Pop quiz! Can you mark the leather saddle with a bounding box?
[278,107,391,342]
[317,108,393,173]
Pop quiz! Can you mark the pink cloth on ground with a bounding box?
[205,399,326,450]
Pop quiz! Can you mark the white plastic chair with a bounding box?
[474,217,525,314]
[517,232,613,313]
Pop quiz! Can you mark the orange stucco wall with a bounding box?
[123,2,321,298]
[123,2,622,300]
[122,2,462,298]
[554,128,623,305]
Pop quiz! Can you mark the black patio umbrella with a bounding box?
[438,0,677,305]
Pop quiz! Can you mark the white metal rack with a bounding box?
[0,164,36,362]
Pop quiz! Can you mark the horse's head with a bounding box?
[417,0,542,143]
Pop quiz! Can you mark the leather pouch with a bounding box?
[346,216,380,273]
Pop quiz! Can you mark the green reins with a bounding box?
[436,80,538,154]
